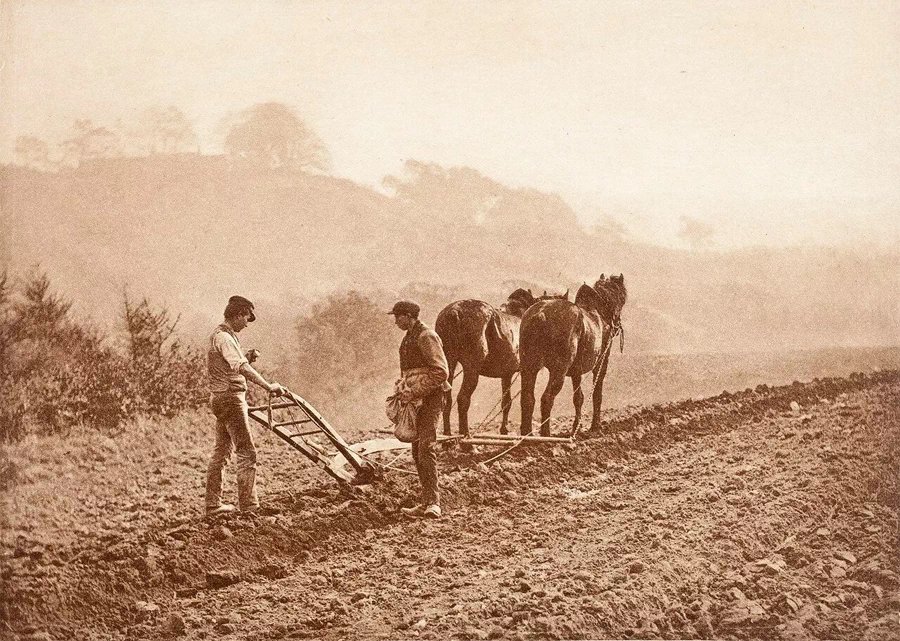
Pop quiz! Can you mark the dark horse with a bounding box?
[519,274,627,437]
[436,288,568,437]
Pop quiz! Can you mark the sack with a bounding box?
[385,378,421,443]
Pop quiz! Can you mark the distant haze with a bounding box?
[2,0,898,249]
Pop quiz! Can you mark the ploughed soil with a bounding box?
[2,371,899,641]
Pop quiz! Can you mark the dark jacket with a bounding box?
[400,320,451,400]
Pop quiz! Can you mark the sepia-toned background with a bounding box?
[2,3,900,640]
[2,0,898,434]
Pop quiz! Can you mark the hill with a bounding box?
[1,156,898,357]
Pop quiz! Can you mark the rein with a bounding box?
[592,317,624,383]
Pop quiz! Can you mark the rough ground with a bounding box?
[2,371,899,641]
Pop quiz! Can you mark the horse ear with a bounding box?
[565,289,570,300]
[619,273,624,280]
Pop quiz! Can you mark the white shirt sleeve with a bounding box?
[214,332,248,373]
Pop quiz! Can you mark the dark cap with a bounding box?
[387,300,420,318]
[225,295,256,322]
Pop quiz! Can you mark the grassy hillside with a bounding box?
[2,156,898,359]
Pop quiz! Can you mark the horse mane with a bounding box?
[540,289,569,301]
[589,274,627,321]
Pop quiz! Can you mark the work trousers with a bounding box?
[205,392,259,511]
[411,389,441,506]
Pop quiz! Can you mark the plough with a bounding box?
[457,433,573,446]
[248,388,573,488]
[247,388,378,487]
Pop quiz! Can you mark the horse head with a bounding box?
[502,287,538,317]
[574,274,627,327]
[593,274,627,327]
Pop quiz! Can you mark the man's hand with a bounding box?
[268,383,286,397]
[246,348,260,364]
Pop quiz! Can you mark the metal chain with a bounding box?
[471,371,521,435]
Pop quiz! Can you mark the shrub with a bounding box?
[288,291,395,402]
[122,294,206,416]
[0,271,205,441]
[278,291,397,436]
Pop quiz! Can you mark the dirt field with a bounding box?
[2,370,899,640]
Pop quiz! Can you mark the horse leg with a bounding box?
[442,359,457,436]
[499,374,512,435]
[570,373,584,438]
[590,354,612,432]
[457,365,481,438]
[519,367,538,436]
[539,369,567,437]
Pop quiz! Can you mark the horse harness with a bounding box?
[592,317,625,382]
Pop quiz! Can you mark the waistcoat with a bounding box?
[399,321,429,371]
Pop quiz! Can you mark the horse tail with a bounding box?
[485,310,504,349]
[518,309,546,376]
[435,307,460,362]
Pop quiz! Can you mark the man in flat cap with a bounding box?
[389,300,451,519]
[206,295,285,516]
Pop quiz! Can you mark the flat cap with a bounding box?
[226,295,256,322]
[387,300,420,317]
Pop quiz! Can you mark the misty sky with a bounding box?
[1,0,898,250]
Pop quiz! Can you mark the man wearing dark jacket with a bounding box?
[389,300,450,519]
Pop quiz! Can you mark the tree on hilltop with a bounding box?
[383,160,582,237]
[138,106,199,155]
[62,119,122,166]
[383,161,503,225]
[13,136,54,171]
[224,102,331,172]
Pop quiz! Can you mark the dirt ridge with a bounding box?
[2,369,898,639]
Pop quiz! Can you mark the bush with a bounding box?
[0,271,205,441]
[279,291,397,436]
[122,294,206,416]
[288,291,395,392]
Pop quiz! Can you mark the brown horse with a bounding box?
[436,288,567,437]
[519,274,627,437]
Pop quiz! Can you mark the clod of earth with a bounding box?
[2,371,898,640]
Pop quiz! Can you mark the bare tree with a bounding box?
[223,102,330,172]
